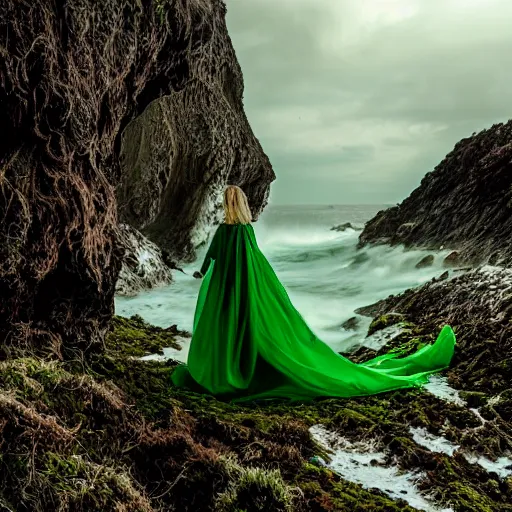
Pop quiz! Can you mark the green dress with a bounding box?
[171,223,456,403]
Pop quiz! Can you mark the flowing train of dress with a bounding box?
[171,224,456,403]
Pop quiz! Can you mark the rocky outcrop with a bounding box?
[331,222,361,232]
[415,254,434,269]
[359,121,512,266]
[355,266,512,395]
[116,3,275,262]
[343,268,512,510]
[444,250,461,267]
[0,0,272,357]
[116,225,173,296]
[341,316,360,331]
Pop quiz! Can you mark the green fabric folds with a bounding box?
[171,224,456,403]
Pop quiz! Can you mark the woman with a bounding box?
[171,185,456,403]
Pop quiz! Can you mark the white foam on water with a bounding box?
[410,425,512,480]
[116,214,452,351]
[463,453,512,479]
[424,376,466,407]
[310,425,453,512]
[362,324,407,351]
[469,408,487,426]
[410,427,460,457]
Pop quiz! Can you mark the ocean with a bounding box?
[115,204,451,358]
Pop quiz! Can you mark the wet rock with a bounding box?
[360,267,512,395]
[355,297,393,318]
[415,255,434,269]
[397,222,417,238]
[443,251,461,267]
[331,222,361,232]
[161,250,186,274]
[341,317,360,331]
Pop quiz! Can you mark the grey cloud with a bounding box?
[226,0,512,204]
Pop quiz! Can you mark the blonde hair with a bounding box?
[223,185,252,225]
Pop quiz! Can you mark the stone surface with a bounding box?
[444,251,461,267]
[341,317,360,331]
[415,254,435,269]
[354,266,512,395]
[359,121,512,266]
[116,224,172,297]
[331,222,361,232]
[117,2,275,262]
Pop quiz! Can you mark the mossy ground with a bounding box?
[1,315,511,511]
[105,314,184,357]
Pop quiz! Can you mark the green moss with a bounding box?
[40,453,152,511]
[3,313,511,512]
[216,457,298,511]
[331,407,374,430]
[368,313,406,335]
[155,0,167,24]
[105,314,182,357]
[444,481,495,512]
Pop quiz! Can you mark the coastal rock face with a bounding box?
[359,121,512,266]
[116,225,172,297]
[355,267,512,395]
[117,4,275,262]
[0,0,265,357]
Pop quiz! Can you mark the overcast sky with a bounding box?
[225,0,512,205]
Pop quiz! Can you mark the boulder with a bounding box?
[367,313,406,336]
[416,255,435,269]
[331,222,361,232]
[341,317,360,331]
[438,271,450,281]
[443,251,461,267]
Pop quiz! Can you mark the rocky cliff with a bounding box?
[0,0,273,358]
[359,121,512,266]
[116,4,275,262]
